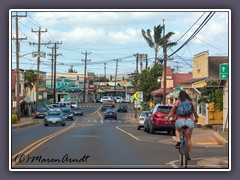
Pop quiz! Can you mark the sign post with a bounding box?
[219,64,229,80]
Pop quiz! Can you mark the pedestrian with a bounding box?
[166,90,198,160]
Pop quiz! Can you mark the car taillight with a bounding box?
[114,112,117,115]
[104,112,108,115]
[139,117,145,120]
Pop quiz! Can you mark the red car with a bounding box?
[145,104,177,134]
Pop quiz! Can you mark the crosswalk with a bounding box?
[78,105,133,108]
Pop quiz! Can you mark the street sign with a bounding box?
[138,91,143,102]
[219,64,229,80]
[133,92,138,100]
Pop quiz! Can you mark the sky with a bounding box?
[10,9,229,78]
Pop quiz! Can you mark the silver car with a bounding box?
[137,111,151,130]
[44,109,66,126]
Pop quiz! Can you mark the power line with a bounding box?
[169,12,215,57]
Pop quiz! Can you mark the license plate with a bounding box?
[110,113,113,115]
[52,120,56,123]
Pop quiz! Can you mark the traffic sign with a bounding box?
[133,92,138,100]
[219,64,228,80]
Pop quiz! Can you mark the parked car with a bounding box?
[117,104,128,113]
[35,106,48,118]
[101,101,114,111]
[46,104,54,110]
[61,108,74,120]
[100,96,111,103]
[72,107,84,116]
[115,96,123,103]
[51,104,60,109]
[70,101,77,108]
[44,109,66,126]
[104,108,117,120]
[57,102,71,109]
[145,104,177,134]
[95,98,101,103]
[137,110,151,130]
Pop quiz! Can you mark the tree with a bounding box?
[137,64,163,102]
[95,76,110,82]
[68,66,77,73]
[24,70,37,90]
[198,80,223,111]
[142,24,177,64]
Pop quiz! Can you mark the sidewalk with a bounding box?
[12,116,41,128]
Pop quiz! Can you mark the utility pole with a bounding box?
[104,63,106,78]
[48,42,62,104]
[47,46,54,89]
[134,53,139,119]
[81,51,91,103]
[160,20,174,105]
[30,27,48,109]
[146,54,148,70]
[12,12,27,118]
[114,59,119,91]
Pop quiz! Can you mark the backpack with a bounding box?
[177,100,193,117]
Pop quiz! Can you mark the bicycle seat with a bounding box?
[181,125,189,129]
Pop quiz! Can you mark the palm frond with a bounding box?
[142,29,154,48]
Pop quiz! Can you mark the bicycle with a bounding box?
[179,124,189,168]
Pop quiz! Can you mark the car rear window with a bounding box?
[48,111,61,116]
[140,112,150,117]
[157,106,172,113]
[37,106,47,110]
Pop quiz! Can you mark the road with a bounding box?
[11,103,228,169]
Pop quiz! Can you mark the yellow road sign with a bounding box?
[133,92,138,100]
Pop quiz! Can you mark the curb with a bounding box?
[196,157,229,168]
[212,132,228,147]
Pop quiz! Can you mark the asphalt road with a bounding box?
[11,103,228,169]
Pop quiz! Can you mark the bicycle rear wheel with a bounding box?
[179,133,189,168]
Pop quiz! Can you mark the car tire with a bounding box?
[137,126,141,130]
[144,126,147,132]
[150,124,155,134]
[44,123,48,126]
[62,123,66,126]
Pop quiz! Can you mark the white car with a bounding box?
[70,101,77,108]
[100,96,111,103]
[115,96,123,103]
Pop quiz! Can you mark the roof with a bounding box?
[181,77,205,84]
[208,56,228,80]
[172,73,193,88]
[166,66,173,76]
[151,88,173,95]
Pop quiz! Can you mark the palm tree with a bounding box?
[24,70,37,93]
[142,24,177,64]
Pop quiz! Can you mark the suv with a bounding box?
[146,104,177,134]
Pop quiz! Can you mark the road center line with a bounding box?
[12,122,76,167]
[116,126,139,141]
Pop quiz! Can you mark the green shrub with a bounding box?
[12,114,19,124]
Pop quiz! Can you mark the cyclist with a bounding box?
[167,90,198,160]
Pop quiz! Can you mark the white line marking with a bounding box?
[116,126,139,141]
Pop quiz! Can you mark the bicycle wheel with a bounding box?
[179,132,188,168]
[183,136,189,168]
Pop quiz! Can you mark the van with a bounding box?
[57,102,71,109]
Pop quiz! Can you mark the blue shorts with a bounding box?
[175,119,194,130]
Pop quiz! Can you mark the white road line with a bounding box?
[116,126,139,141]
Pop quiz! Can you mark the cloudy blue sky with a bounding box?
[11,10,229,77]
